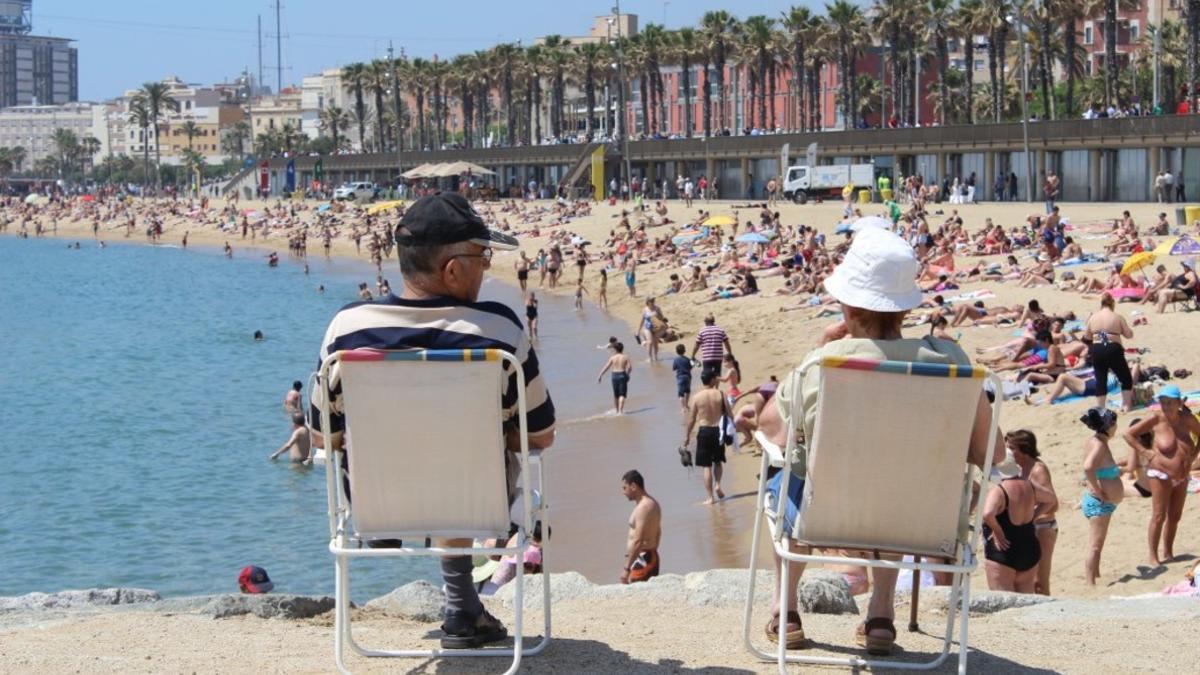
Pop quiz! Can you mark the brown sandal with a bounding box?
[765,610,807,649]
[855,617,897,656]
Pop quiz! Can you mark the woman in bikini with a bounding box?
[1006,430,1059,595]
[1122,386,1200,566]
[1080,407,1126,586]
[597,268,608,309]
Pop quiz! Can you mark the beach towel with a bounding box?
[942,288,997,303]
[1108,287,1146,300]
[1051,373,1118,405]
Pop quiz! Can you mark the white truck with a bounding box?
[782,163,875,204]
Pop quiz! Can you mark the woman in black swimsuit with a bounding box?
[982,466,1050,593]
[524,292,539,338]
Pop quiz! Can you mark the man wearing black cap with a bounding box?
[311,191,556,649]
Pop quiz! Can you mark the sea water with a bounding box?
[0,235,760,602]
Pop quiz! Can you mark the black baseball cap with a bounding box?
[395,192,518,250]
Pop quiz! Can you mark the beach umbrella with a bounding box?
[24,193,40,204]
[736,232,772,244]
[367,200,404,215]
[1121,251,1156,276]
[1154,235,1200,256]
[703,214,737,227]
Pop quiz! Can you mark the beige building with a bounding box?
[0,101,106,168]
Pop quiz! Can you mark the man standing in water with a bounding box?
[311,191,556,650]
[684,371,729,504]
[692,314,732,380]
[597,342,632,414]
[620,470,662,584]
[270,412,311,463]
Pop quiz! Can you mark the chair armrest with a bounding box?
[753,431,785,468]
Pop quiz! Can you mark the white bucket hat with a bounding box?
[823,226,922,312]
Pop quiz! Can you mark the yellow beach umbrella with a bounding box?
[703,214,737,227]
[1152,237,1180,257]
[1121,251,1156,276]
[366,200,404,215]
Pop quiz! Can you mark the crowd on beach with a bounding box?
[8,173,1200,658]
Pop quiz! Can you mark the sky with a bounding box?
[34,0,825,101]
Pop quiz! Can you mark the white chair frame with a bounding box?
[742,355,1002,674]
[317,348,551,675]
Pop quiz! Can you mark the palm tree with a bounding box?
[318,105,350,152]
[51,128,80,176]
[671,28,701,138]
[341,62,369,151]
[80,135,101,173]
[180,120,200,152]
[926,0,955,125]
[1059,0,1095,116]
[1141,19,1186,112]
[573,41,606,140]
[980,1,1014,122]
[127,97,153,189]
[740,15,775,132]
[639,23,670,135]
[390,56,408,152]
[827,0,865,129]
[223,120,251,158]
[954,0,985,123]
[781,6,815,132]
[349,105,374,152]
[701,10,739,133]
[1188,0,1200,113]
[490,43,521,146]
[542,35,572,140]
[408,58,430,150]
[368,60,391,151]
[1030,0,1058,120]
[279,121,301,155]
[428,58,452,148]
[0,145,26,177]
[1102,0,1141,107]
[138,81,179,187]
[871,0,905,123]
[472,50,493,147]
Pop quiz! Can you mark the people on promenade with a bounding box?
[310,192,556,650]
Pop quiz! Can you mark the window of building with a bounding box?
[1129,21,1139,41]
[974,59,984,71]
[1084,23,1093,45]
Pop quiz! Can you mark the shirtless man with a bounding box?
[270,412,312,463]
[597,341,633,414]
[684,371,730,504]
[620,469,662,584]
[1122,386,1200,565]
[283,380,303,416]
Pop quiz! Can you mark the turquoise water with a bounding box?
[0,236,441,601]
[1,234,745,602]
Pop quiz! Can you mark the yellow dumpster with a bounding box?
[881,188,894,202]
[1186,206,1200,227]
[858,189,871,204]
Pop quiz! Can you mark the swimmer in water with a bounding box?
[269,412,312,463]
[254,330,265,341]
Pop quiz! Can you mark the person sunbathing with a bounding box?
[986,331,1059,372]
[1018,260,1055,287]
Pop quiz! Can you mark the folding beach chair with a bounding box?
[743,356,1002,675]
[316,348,551,675]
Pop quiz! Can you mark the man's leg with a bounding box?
[703,466,715,503]
[439,539,483,618]
[713,461,725,499]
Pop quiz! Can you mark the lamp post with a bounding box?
[1011,12,1033,203]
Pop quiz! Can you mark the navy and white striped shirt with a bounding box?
[311,293,555,440]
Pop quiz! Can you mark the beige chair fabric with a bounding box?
[339,358,510,540]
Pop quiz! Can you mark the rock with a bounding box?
[200,594,335,620]
[493,571,595,608]
[911,588,1056,615]
[797,570,859,615]
[0,588,161,612]
[364,581,444,622]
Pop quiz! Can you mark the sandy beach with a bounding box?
[6,193,1200,671]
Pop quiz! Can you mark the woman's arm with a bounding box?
[1121,415,1157,468]
[982,485,1009,550]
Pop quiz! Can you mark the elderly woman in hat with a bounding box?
[756,224,1002,655]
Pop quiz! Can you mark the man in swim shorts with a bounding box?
[270,412,311,463]
[597,341,633,414]
[684,371,729,504]
[620,469,662,583]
